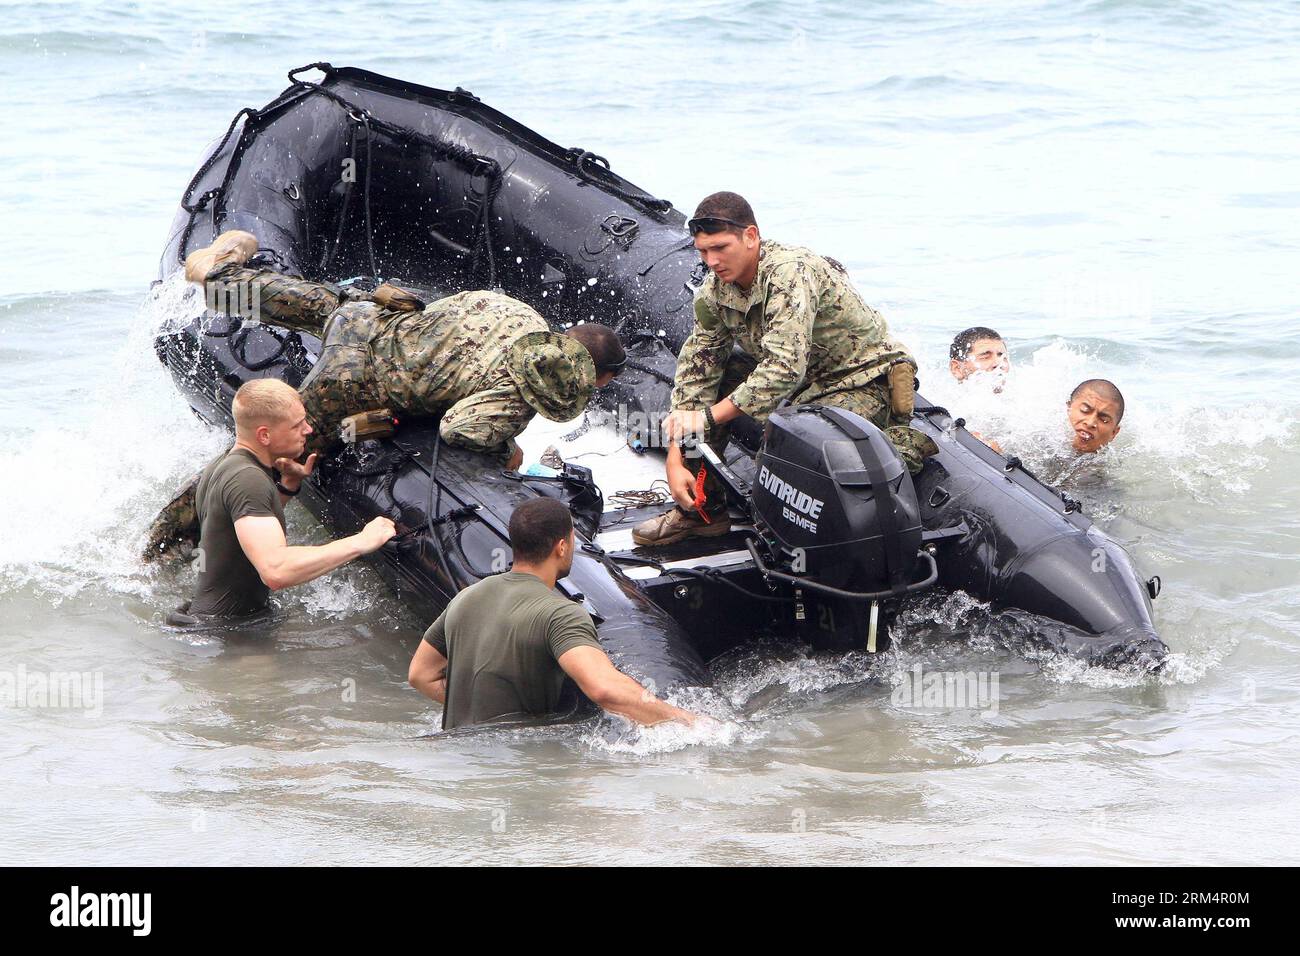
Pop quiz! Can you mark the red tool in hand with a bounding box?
[693,464,712,524]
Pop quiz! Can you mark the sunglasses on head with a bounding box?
[687,216,750,236]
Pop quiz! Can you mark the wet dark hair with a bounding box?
[565,323,626,375]
[691,191,757,235]
[949,326,1004,362]
[1070,379,1125,424]
[508,498,574,564]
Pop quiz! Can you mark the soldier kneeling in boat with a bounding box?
[144,231,625,560]
[633,191,937,547]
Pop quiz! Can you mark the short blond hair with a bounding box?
[233,379,303,436]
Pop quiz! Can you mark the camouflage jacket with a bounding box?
[365,291,595,459]
[670,240,913,421]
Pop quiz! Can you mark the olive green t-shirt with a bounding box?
[423,571,603,730]
[188,447,286,617]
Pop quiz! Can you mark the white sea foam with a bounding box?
[0,277,226,601]
[914,336,1296,502]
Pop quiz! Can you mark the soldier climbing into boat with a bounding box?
[633,192,938,547]
[144,230,626,560]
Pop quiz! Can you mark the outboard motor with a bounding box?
[748,404,938,651]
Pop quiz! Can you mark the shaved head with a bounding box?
[692,191,758,235]
[1067,378,1125,453]
[1069,379,1125,424]
[233,379,304,438]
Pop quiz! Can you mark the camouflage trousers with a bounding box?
[690,352,936,514]
[144,268,386,560]
[795,376,936,475]
[196,264,393,456]
[201,264,345,337]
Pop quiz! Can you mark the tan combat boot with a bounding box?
[631,506,731,547]
[183,230,259,283]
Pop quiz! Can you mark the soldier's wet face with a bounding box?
[1067,388,1121,453]
[950,337,1010,383]
[265,401,313,460]
[693,224,760,286]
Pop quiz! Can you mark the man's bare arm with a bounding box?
[557,646,696,726]
[661,397,742,445]
[663,443,697,508]
[408,639,448,704]
[234,514,396,591]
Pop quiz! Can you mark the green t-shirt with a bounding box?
[188,447,286,617]
[423,571,602,730]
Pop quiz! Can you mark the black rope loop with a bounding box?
[181,107,257,213]
[288,62,334,83]
[567,146,672,213]
[230,325,300,372]
[572,148,611,171]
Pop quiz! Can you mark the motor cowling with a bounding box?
[752,404,924,595]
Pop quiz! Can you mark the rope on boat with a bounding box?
[609,482,671,508]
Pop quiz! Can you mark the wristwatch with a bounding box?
[274,477,300,497]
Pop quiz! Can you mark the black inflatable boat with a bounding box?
[154,64,1166,694]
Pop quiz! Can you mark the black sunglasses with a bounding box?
[687,216,751,236]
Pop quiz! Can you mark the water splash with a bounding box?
[581,710,750,756]
[914,336,1296,506]
[893,590,1223,689]
[707,637,887,717]
[0,278,226,602]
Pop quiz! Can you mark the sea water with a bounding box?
[1,0,1297,864]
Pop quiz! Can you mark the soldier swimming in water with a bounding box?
[1066,378,1124,454]
[949,326,1011,390]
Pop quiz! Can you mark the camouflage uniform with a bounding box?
[144,267,595,559]
[671,240,935,474]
